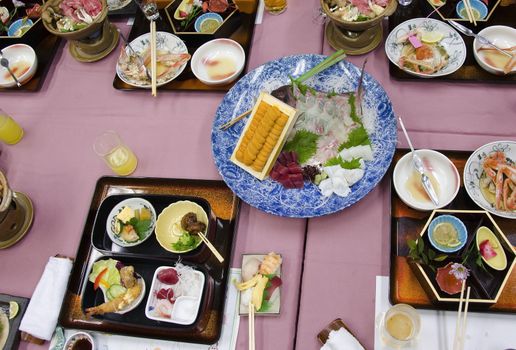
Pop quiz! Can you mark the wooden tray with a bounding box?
[387,0,516,83]
[112,1,258,92]
[0,28,61,92]
[59,176,240,344]
[389,149,516,312]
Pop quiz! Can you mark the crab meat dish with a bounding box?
[481,150,516,212]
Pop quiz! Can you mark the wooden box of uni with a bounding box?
[230,92,298,180]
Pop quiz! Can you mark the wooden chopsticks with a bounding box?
[219,109,252,130]
[197,232,224,263]
[248,302,255,350]
[453,281,471,350]
[150,20,157,97]
[463,0,477,26]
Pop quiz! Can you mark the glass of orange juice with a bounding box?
[93,131,138,176]
[0,109,24,145]
[379,303,421,347]
[264,0,287,14]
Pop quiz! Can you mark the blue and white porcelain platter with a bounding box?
[211,54,397,218]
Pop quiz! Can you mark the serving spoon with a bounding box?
[0,50,22,88]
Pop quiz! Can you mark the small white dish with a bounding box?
[0,44,37,88]
[64,331,95,350]
[101,276,146,314]
[145,265,205,325]
[393,150,460,211]
[473,26,516,76]
[464,140,516,219]
[385,18,466,78]
[191,38,245,85]
[106,197,157,247]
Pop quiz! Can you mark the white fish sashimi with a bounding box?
[342,168,365,186]
[339,145,374,162]
[318,175,351,198]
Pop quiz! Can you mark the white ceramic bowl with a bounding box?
[393,150,460,211]
[64,331,95,350]
[190,38,245,85]
[385,18,466,78]
[463,140,516,219]
[0,44,37,88]
[105,197,157,247]
[473,26,516,76]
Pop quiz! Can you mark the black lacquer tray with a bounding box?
[388,0,516,83]
[59,176,240,344]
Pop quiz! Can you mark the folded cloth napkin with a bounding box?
[19,257,73,341]
[321,327,365,350]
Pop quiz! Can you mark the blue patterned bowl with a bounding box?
[211,54,397,217]
[456,0,488,21]
[194,13,223,33]
[427,215,467,253]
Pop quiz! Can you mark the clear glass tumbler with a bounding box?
[264,0,287,14]
[379,303,421,348]
[0,109,24,145]
[93,131,138,176]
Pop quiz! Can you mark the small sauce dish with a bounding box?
[64,332,95,350]
[194,13,223,34]
[427,214,467,253]
[191,38,245,85]
[393,150,460,211]
[456,0,488,21]
[473,26,516,76]
[7,18,33,37]
[0,44,38,88]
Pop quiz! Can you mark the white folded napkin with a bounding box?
[20,257,73,341]
[321,327,365,350]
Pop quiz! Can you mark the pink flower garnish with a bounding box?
[449,263,470,281]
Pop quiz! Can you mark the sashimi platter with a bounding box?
[211,52,397,217]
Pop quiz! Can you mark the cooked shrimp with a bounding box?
[85,280,142,316]
[258,252,282,275]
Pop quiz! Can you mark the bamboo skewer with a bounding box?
[197,232,224,263]
[150,20,157,97]
[248,302,255,350]
[219,109,252,130]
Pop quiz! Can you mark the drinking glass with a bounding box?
[0,109,24,145]
[133,0,159,20]
[93,131,138,176]
[264,0,287,14]
[398,0,413,6]
[379,303,421,348]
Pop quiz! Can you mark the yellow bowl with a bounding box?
[155,200,208,253]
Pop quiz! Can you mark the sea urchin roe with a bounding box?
[235,102,289,173]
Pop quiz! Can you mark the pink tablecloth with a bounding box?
[0,1,322,349]
[295,34,516,350]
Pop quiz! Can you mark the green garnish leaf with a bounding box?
[428,249,436,260]
[283,130,319,164]
[434,254,448,262]
[171,232,201,251]
[327,90,338,98]
[348,93,361,124]
[338,125,371,151]
[324,156,362,169]
[407,239,417,250]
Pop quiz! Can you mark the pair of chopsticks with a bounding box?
[463,0,477,26]
[452,281,471,350]
[198,232,224,263]
[248,302,255,350]
[150,20,157,96]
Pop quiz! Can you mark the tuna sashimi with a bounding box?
[479,239,497,260]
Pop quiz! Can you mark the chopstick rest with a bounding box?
[19,257,73,341]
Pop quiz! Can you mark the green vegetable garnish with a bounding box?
[128,217,151,239]
[171,232,201,251]
[338,125,371,152]
[88,259,121,287]
[283,130,320,164]
[324,156,362,169]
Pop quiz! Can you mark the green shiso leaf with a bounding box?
[283,130,320,164]
[171,232,201,251]
[324,156,361,169]
[338,126,371,152]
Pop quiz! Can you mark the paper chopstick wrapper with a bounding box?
[320,327,365,350]
[19,257,73,341]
